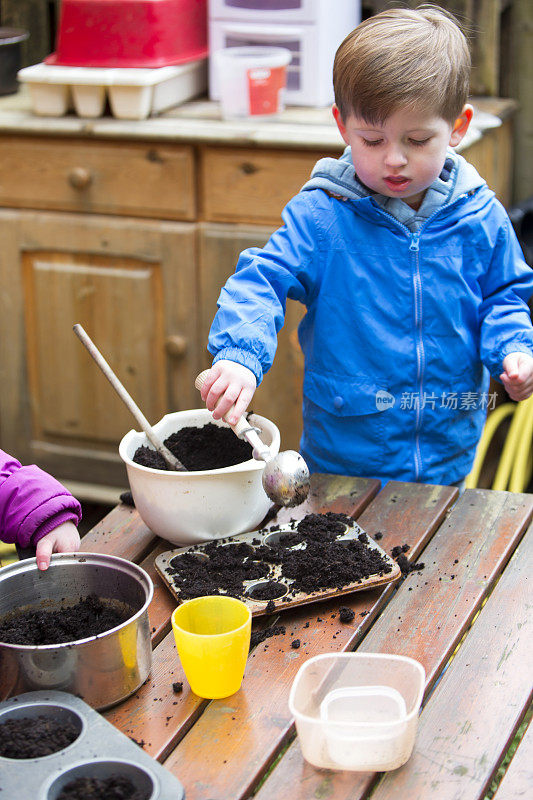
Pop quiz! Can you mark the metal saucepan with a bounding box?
[0,553,153,710]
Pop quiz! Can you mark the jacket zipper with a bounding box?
[367,195,469,480]
[409,232,423,479]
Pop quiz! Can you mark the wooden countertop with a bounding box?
[0,87,516,151]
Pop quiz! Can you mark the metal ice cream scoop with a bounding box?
[195,370,310,508]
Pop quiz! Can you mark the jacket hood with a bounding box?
[301,146,486,213]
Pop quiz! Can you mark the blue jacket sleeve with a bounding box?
[208,193,320,384]
[478,213,533,380]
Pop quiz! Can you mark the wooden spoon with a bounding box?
[73,324,185,472]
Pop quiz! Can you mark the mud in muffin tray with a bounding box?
[155,520,401,616]
[0,691,185,800]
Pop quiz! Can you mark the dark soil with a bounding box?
[0,715,79,758]
[166,512,393,602]
[248,581,287,600]
[56,776,147,800]
[250,624,286,649]
[391,544,425,576]
[120,490,135,507]
[133,423,252,471]
[339,606,355,623]
[0,594,134,646]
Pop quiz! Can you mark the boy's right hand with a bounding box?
[200,360,257,426]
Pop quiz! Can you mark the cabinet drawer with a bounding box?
[0,136,196,220]
[201,146,339,225]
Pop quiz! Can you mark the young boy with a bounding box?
[201,5,533,487]
[0,449,81,570]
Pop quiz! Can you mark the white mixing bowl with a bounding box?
[119,409,280,546]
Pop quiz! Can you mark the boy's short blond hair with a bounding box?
[333,4,470,124]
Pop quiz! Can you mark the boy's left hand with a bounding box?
[36,521,81,571]
[500,352,533,402]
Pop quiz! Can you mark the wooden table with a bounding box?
[81,476,533,800]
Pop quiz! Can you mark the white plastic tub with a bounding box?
[213,46,291,119]
[119,409,280,546]
[18,60,207,119]
[289,653,425,771]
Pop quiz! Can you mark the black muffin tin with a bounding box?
[0,691,185,800]
[155,520,401,616]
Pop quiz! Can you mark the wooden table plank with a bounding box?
[161,482,457,800]
[81,503,157,563]
[370,520,533,800]
[104,475,380,761]
[493,716,533,800]
[273,474,381,525]
[139,541,179,646]
[255,489,533,800]
[104,630,208,761]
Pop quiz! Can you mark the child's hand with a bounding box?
[500,352,533,402]
[36,521,81,571]
[200,360,257,426]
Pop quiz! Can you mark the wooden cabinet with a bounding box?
[0,137,196,220]
[0,210,200,486]
[0,98,516,493]
[200,147,327,226]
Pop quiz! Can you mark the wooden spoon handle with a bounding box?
[74,324,186,472]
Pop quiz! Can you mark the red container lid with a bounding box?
[46,0,208,69]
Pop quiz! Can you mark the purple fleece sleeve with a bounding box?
[0,449,82,548]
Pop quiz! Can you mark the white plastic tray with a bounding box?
[18,60,207,120]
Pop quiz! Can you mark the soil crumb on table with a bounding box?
[250,625,286,649]
[133,423,253,471]
[56,776,146,800]
[391,544,425,576]
[0,715,79,759]
[0,594,133,645]
[339,606,355,623]
[120,490,135,507]
[166,512,392,601]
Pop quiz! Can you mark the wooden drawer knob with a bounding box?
[165,335,187,358]
[240,162,259,175]
[68,167,93,190]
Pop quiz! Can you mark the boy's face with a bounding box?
[333,105,473,209]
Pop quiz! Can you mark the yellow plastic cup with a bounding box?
[171,595,252,699]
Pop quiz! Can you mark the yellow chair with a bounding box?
[0,542,18,568]
[466,394,533,491]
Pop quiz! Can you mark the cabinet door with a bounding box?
[0,210,199,486]
[199,223,304,451]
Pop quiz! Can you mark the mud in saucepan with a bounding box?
[0,594,134,646]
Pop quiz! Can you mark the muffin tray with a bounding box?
[0,691,185,800]
[155,520,401,616]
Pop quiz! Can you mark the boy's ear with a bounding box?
[449,104,474,146]
[332,104,350,145]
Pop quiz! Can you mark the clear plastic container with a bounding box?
[213,46,291,119]
[289,653,425,771]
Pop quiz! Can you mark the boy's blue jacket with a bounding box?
[208,149,533,484]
